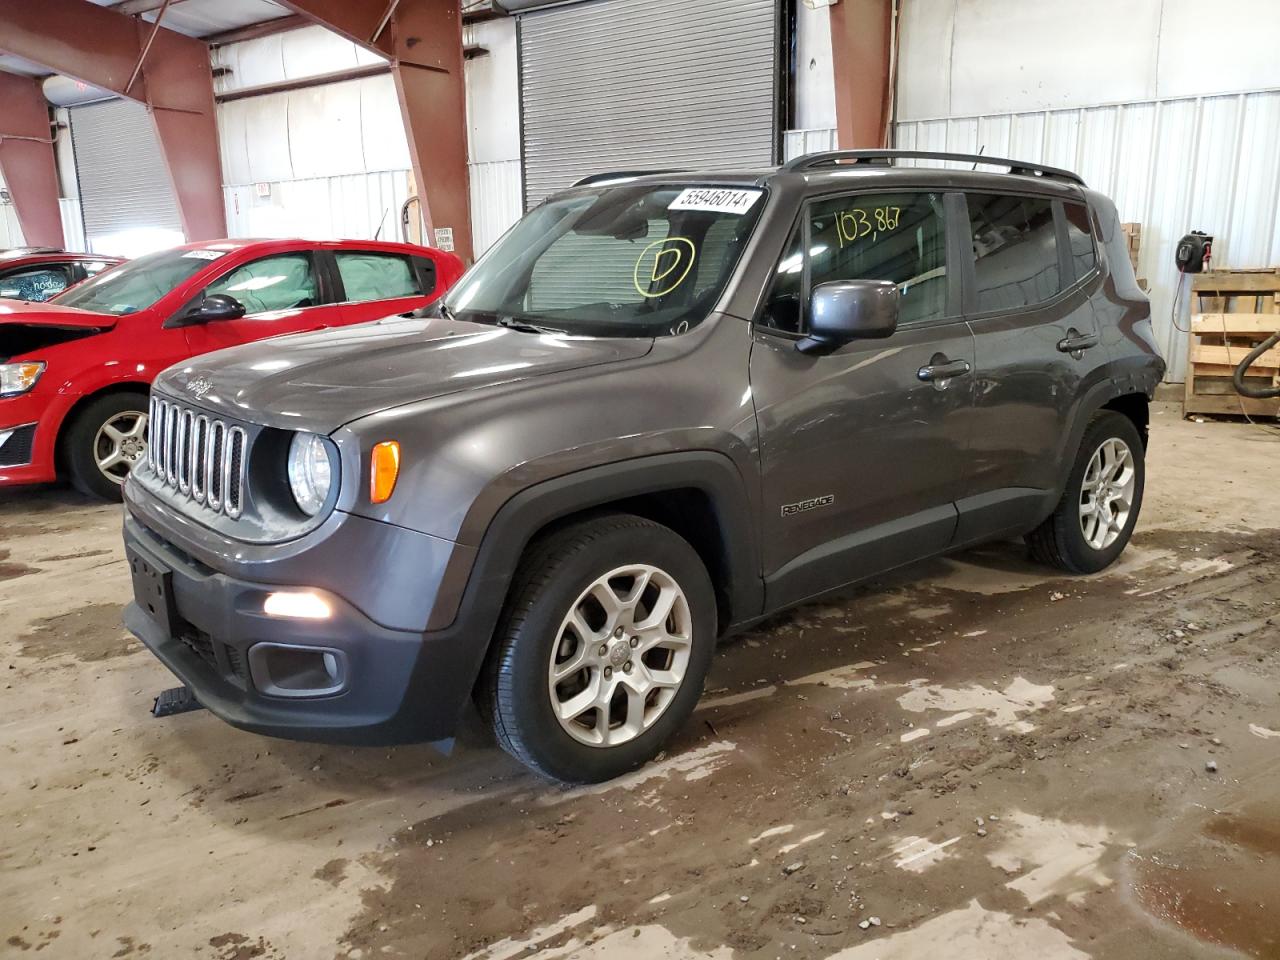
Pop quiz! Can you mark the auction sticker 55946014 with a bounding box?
[669,188,763,216]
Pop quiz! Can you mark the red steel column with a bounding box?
[0,72,65,249]
[0,0,226,241]
[829,0,894,149]
[278,0,474,261]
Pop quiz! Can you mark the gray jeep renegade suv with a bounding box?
[122,150,1164,783]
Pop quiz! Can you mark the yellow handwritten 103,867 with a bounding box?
[836,206,902,247]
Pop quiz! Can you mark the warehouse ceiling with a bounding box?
[0,0,292,79]
[95,0,291,39]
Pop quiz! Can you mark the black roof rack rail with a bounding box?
[572,169,687,187]
[780,149,1085,186]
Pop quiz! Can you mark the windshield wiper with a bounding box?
[496,315,564,335]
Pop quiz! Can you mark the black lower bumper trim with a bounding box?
[123,513,475,745]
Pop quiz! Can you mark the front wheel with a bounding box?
[1027,410,1146,573]
[479,514,716,783]
[64,392,150,502]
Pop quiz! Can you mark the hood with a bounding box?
[0,300,115,360]
[0,298,117,330]
[155,315,655,432]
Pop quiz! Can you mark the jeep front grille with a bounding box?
[148,397,247,519]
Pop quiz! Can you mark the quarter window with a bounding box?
[966,194,1061,312]
[207,254,319,315]
[335,252,425,302]
[1062,202,1098,282]
[807,192,949,326]
[760,224,804,333]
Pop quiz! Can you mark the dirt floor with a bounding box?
[1,407,1277,960]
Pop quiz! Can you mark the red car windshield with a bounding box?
[53,247,229,316]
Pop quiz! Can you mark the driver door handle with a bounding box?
[917,358,972,382]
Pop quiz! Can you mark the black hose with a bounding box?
[1233,330,1280,399]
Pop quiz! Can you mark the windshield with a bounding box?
[444,184,766,337]
[53,247,227,316]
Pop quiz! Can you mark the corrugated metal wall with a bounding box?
[223,170,411,241]
[469,159,523,254]
[896,90,1280,383]
[784,127,837,162]
[0,199,92,252]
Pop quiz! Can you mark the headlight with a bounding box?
[0,361,46,397]
[287,432,333,516]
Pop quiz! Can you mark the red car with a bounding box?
[0,247,125,302]
[0,238,464,500]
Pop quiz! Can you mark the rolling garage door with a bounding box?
[516,0,779,208]
[70,99,184,248]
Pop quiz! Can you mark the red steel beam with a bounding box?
[0,72,65,249]
[0,0,226,241]
[278,0,474,261]
[829,0,894,149]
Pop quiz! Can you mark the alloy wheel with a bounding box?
[94,410,149,485]
[547,564,693,748]
[1079,437,1135,550]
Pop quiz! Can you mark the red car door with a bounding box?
[330,248,441,324]
[181,250,345,355]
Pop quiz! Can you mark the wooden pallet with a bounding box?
[1185,269,1280,418]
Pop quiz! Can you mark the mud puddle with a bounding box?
[1128,786,1280,958]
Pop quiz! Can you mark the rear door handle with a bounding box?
[917,358,972,382]
[1057,331,1099,354]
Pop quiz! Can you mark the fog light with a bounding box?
[263,590,332,620]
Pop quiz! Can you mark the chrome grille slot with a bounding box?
[226,427,247,519]
[177,409,194,494]
[147,396,249,521]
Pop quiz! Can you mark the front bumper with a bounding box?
[0,390,60,486]
[122,508,485,746]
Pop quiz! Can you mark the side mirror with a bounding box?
[796,280,899,356]
[180,293,246,325]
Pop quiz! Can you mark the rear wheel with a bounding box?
[65,392,149,502]
[479,514,716,783]
[1027,411,1145,573]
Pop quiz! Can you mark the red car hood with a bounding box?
[0,299,117,330]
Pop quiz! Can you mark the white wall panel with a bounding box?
[947,0,1160,119]
[900,0,1280,122]
[468,159,523,254]
[783,127,837,161]
[895,90,1280,383]
[794,1,836,130]
[216,74,410,187]
[0,203,21,248]
[1156,0,1280,100]
[464,19,520,164]
[896,0,953,120]
[1230,93,1280,268]
[223,171,411,242]
[289,82,368,180]
[212,24,385,94]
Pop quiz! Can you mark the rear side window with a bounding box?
[0,266,70,302]
[1062,202,1098,282]
[336,252,424,302]
[966,194,1060,312]
[807,192,949,325]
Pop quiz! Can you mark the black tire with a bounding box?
[64,391,150,502]
[1027,411,1146,574]
[479,514,717,784]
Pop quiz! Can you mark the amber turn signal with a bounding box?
[370,441,401,504]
